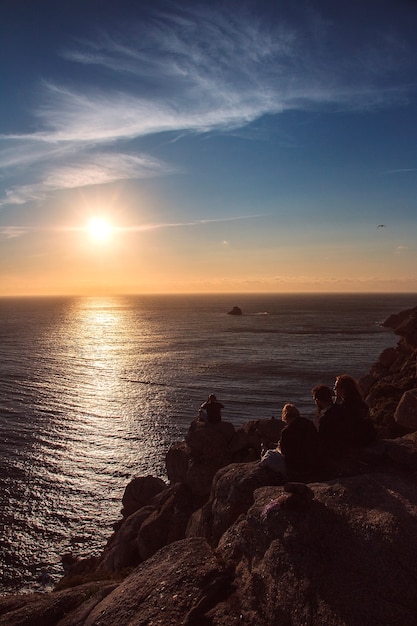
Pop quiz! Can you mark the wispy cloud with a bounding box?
[395,245,408,255]
[0,214,260,239]
[272,275,417,286]
[382,168,417,174]
[0,149,175,207]
[0,227,30,239]
[1,3,414,208]
[34,6,412,143]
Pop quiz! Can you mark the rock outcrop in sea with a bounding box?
[1,305,417,626]
[227,306,242,315]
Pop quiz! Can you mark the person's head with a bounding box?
[312,385,333,409]
[209,393,217,402]
[333,375,362,402]
[281,403,300,424]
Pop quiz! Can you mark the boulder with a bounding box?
[188,462,285,545]
[377,346,399,368]
[394,388,417,430]
[70,538,233,626]
[136,482,194,561]
[166,420,238,499]
[384,434,417,471]
[97,506,155,573]
[165,440,190,484]
[186,419,235,456]
[0,582,117,626]
[97,482,194,574]
[121,475,166,518]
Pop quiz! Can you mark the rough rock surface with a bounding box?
[165,417,283,499]
[361,304,417,437]
[2,303,417,625]
[187,462,285,545]
[394,388,417,430]
[121,475,166,518]
[3,472,417,626]
[217,472,417,626]
[98,482,194,573]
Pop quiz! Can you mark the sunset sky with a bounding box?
[1,0,417,295]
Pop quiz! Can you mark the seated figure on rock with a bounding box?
[199,393,224,425]
[312,384,350,458]
[333,375,376,446]
[260,403,320,475]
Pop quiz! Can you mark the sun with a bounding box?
[87,217,112,242]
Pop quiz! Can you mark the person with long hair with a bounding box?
[333,374,376,446]
[312,384,349,456]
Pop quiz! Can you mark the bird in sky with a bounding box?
[377,224,387,228]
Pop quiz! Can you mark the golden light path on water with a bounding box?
[61,297,179,487]
[17,294,184,593]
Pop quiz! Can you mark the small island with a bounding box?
[227,306,242,315]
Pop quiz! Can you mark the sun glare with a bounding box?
[87,217,112,242]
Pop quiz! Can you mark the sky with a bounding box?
[1,0,417,296]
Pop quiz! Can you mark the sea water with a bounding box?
[0,293,415,594]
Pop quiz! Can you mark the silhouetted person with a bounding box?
[199,393,224,425]
[312,384,350,457]
[333,374,376,446]
[279,403,320,472]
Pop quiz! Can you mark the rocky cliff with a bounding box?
[1,304,417,626]
[360,303,417,436]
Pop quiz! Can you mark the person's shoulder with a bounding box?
[300,415,315,426]
[294,416,317,433]
[302,417,319,433]
[327,403,348,417]
[280,423,290,437]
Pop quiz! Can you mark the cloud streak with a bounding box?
[0,149,175,207]
[29,7,413,143]
[1,3,415,208]
[382,168,417,175]
[0,214,261,239]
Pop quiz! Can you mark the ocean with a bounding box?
[0,293,415,595]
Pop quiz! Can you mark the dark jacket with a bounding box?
[342,399,376,446]
[201,400,224,424]
[317,403,350,456]
[279,416,320,471]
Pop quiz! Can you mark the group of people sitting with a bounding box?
[260,374,376,475]
[198,374,376,476]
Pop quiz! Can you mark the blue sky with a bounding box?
[1,0,417,295]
